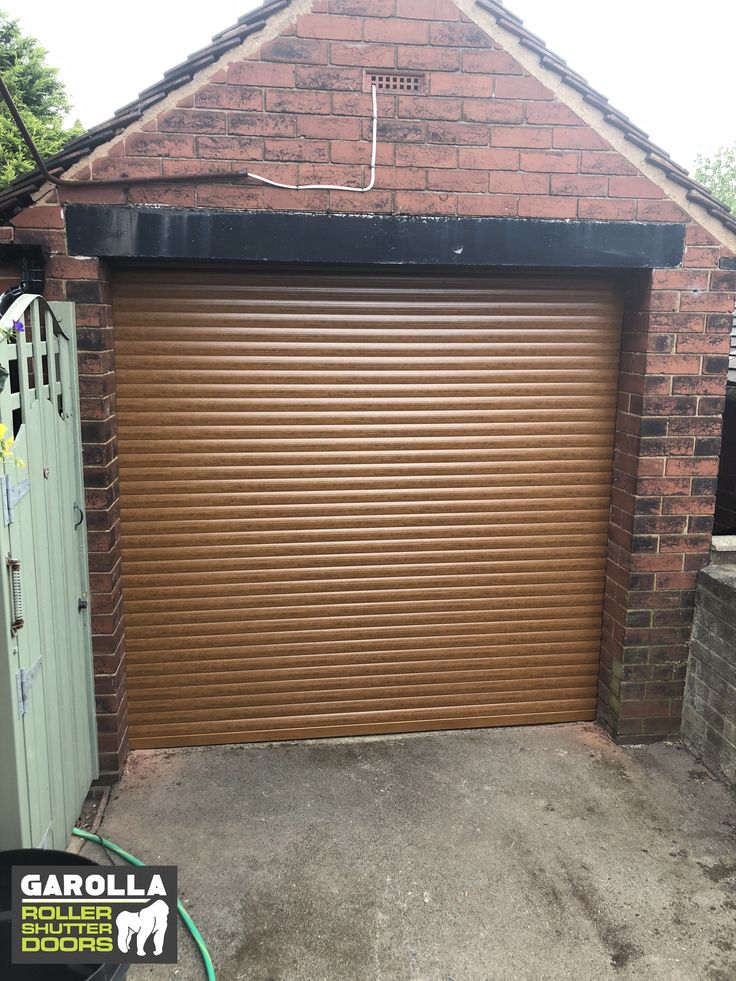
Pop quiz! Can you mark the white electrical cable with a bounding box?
[246,84,378,193]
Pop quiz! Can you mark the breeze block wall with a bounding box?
[682,558,736,785]
[1,0,734,773]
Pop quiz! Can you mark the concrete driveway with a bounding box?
[76,724,736,981]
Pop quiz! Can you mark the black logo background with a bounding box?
[11,865,177,964]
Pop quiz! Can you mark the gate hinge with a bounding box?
[16,656,43,718]
[2,474,30,526]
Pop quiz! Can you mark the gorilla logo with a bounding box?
[116,899,169,957]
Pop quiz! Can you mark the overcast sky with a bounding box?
[3,0,734,172]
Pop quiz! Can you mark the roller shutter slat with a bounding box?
[112,269,621,748]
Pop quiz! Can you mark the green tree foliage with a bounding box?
[694,144,736,213]
[0,11,83,188]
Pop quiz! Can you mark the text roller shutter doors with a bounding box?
[112,270,622,749]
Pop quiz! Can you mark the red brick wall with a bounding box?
[42,256,128,778]
[55,0,694,225]
[0,227,127,779]
[600,235,735,741]
[2,0,734,771]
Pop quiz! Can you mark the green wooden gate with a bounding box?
[0,295,97,849]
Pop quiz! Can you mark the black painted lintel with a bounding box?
[65,205,685,269]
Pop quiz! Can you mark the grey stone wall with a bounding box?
[682,551,736,785]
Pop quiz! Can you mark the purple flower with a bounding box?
[12,320,23,333]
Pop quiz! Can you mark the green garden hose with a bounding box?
[71,827,215,981]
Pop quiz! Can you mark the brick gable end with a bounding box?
[38,0,686,224]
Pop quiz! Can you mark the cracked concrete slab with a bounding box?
[76,723,736,980]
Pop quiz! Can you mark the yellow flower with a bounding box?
[0,424,22,466]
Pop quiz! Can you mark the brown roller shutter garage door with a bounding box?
[112,269,622,749]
